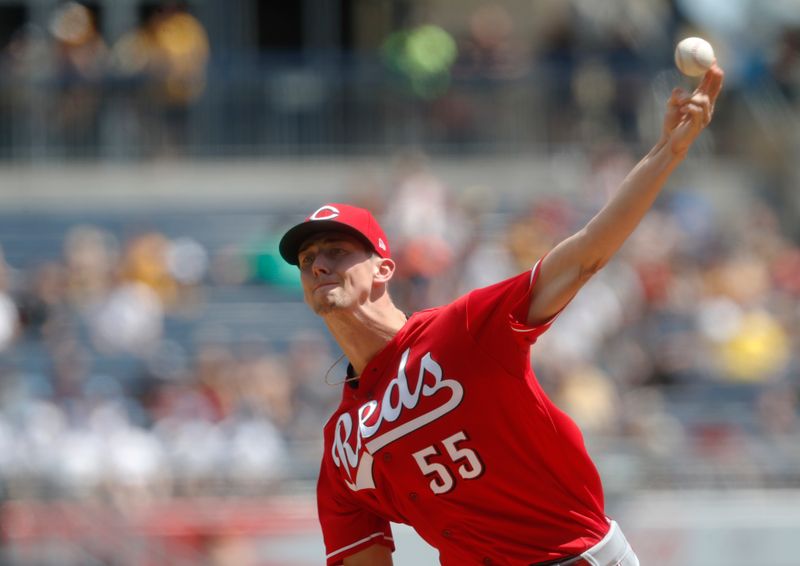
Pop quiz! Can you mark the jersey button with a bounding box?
[382,452,392,463]
[408,492,418,501]
[482,558,493,565]
[442,529,452,539]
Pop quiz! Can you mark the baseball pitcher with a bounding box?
[278,65,724,565]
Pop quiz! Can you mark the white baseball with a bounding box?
[674,37,716,77]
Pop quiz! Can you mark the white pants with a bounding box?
[579,520,639,566]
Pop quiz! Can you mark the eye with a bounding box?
[299,253,315,268]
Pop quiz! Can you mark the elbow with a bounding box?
[579,256,608,281]
[573,226,613,282]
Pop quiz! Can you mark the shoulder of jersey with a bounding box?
[408,306,442,320]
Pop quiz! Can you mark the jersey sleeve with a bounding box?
[317,461,395,565]
[465,260,560,371]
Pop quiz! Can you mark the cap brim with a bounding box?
[279,220,375,265]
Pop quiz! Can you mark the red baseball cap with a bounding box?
[279,203,391,265]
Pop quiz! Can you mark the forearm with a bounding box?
[528,67,722,326]
[527,140,684,325]
[579,137,684,268]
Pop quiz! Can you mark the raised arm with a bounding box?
[343,543,394,565]
[528,65,724,326]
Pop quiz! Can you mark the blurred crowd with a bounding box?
[0,219,340,503]
[0,1,209,157]
[0,0,798,158]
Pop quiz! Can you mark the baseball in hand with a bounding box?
[674,37,716,77]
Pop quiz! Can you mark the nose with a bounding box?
[312,255,330,277]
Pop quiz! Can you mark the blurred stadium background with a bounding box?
[0,0,798,564]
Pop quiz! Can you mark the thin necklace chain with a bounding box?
[322,313,409,387]
[324,353,360,386]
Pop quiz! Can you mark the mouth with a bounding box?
[313,282,338,292]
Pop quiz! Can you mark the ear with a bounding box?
[373,257,396,284]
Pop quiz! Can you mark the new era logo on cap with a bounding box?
[279,203,392,265]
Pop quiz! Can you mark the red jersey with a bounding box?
[317,264,609,565]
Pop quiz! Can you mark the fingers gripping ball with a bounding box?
[675,37,716,77]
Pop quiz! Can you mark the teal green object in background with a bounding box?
[248,235,302,291]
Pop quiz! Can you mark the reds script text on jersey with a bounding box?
[318,263,609,565]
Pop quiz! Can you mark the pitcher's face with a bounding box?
[298,232,378,315]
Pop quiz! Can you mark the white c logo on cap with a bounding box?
[309,205,340,221]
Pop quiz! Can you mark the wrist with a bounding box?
[653,135,688,166]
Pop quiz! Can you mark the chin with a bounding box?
[313,302,337,315]
[313,297,350,316]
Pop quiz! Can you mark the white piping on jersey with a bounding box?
[511,325,539,333]
[326,531,394,560]
[512,259,543,333]
[530,259,541,287]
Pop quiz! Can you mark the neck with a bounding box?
[323,302,407,375]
